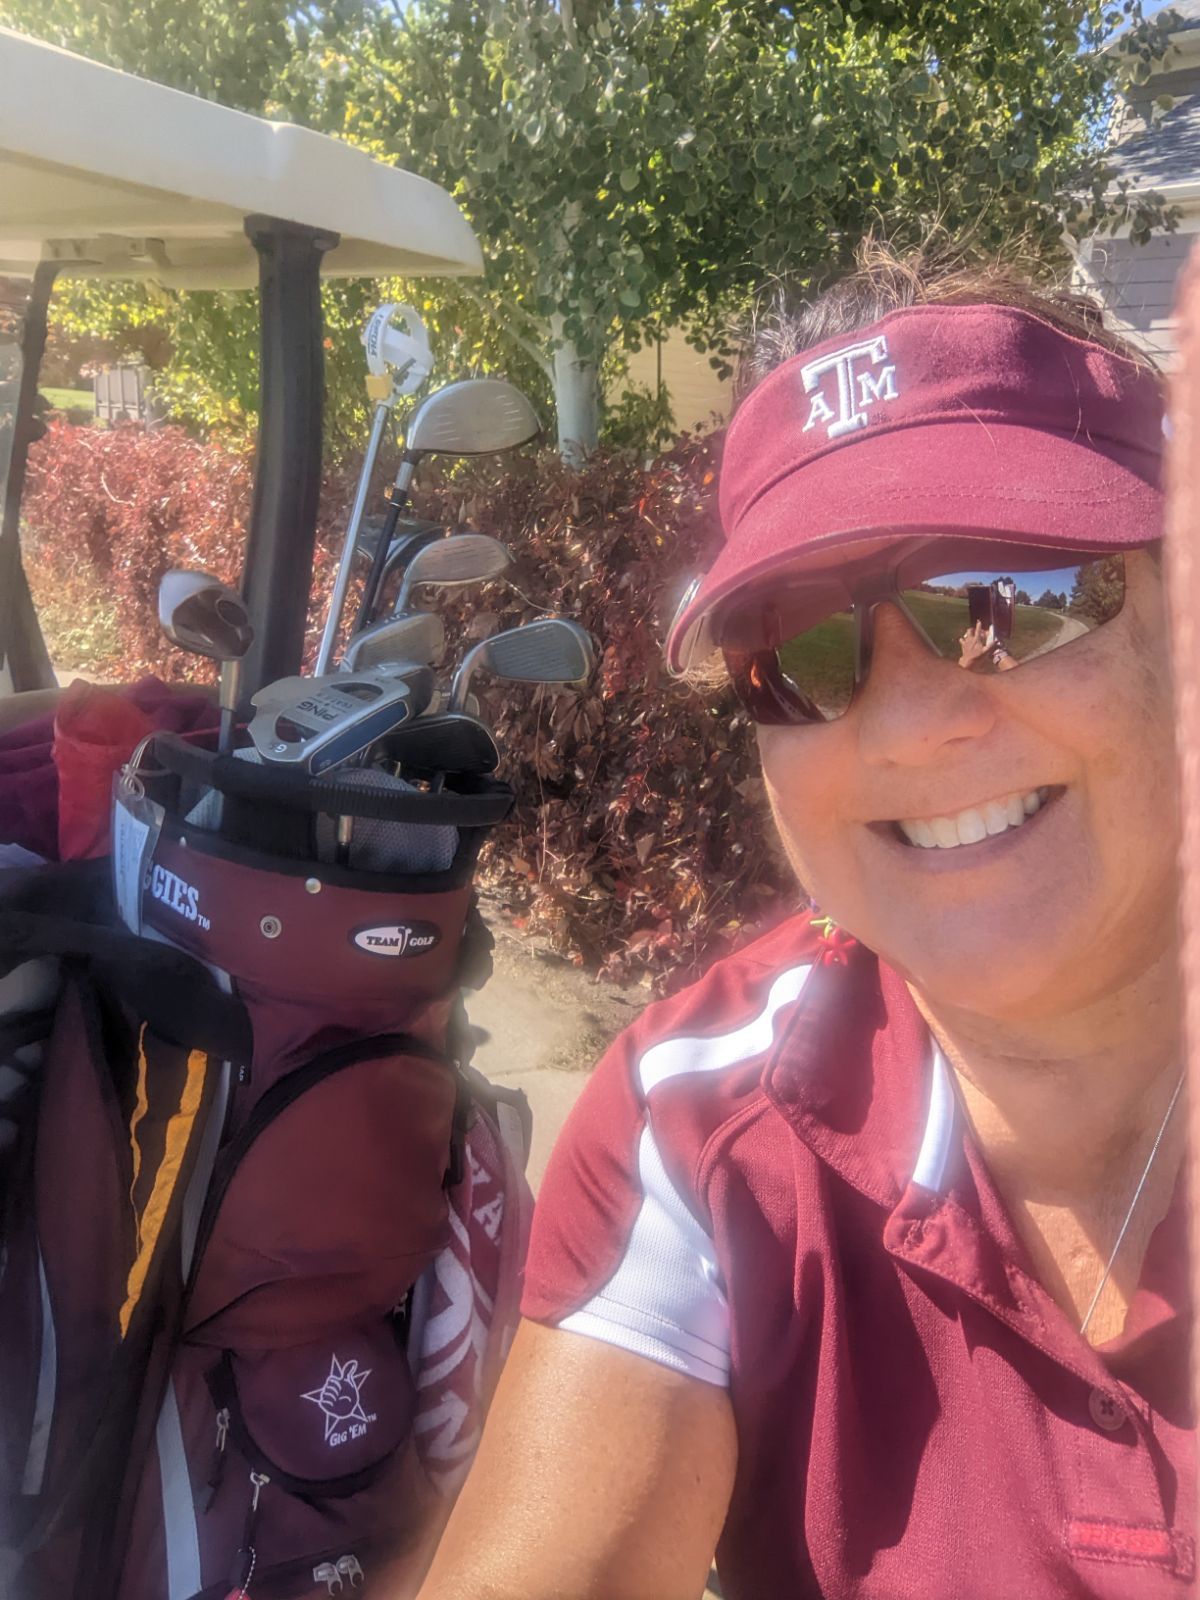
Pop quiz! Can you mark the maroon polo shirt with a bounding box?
[522,918,1195,1598]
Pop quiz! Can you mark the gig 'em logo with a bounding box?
[302,1354,377,1448]
[350,921,441,958]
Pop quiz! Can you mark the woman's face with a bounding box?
[757,550,1177,1019]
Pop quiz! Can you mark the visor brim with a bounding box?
[666,420,1162,673]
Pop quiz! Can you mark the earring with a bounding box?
[809,909,855,967]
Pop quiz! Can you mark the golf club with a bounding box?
[316,305,433,675]
[342,611,446,674]
[354,515,445,576]
[353,379,540,634]
[391,532,513,619]
[377,711,500,783]
[248,662,434,776]
[449,618,595,713]
[158,569,254,754]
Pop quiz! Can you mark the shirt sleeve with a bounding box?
[521,1024,731,1388]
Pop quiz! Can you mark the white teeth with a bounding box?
[982,800,1009,836]
[897,788,1050,852]
[898,818,937,848]
[956,809,987,846]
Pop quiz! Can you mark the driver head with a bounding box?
[405,379,540,459]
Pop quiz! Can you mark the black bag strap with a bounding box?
[152,733,515,827]
[0,908,252,1061]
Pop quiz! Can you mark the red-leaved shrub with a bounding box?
[22,422,794,988]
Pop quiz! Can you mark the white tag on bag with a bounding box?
[112,736,166,934]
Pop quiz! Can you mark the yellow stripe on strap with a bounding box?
[127,1024,151,1248]
[119,1050,207,1338]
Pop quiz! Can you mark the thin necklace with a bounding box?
[1078,1071,1186,1338]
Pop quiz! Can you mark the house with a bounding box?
[616,328,732,436]
[1070,1,1200,363]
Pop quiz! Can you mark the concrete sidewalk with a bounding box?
[466,928,724,1600]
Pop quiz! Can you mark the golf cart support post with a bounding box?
[0,26,483,700]
[240,216,336,695]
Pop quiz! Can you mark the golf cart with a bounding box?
[0,24,487,704]
[0,30,599,1600]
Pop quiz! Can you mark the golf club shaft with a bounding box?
[218,658,241,754]
[353,460,417,637]
[315,400,392,675]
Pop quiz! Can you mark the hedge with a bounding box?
[22,422,793,988]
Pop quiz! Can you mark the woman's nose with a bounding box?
[853,601,997,766]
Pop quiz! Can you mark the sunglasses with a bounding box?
[719,547,1129,725]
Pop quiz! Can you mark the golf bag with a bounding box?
[0,731,532,1600]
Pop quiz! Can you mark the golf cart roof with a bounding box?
[0,27,483,287]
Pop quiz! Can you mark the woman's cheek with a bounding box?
[758,729,855,894]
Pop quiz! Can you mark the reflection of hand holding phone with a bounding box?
[967,584,992,634]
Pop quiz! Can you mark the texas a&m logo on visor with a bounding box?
[801,335,899,440]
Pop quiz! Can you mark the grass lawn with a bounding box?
[41,386,93,415]
[779,590,1070,712]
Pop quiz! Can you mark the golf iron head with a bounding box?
[248,663,434,775]
[449,618,595,712]
[342,611,446,674]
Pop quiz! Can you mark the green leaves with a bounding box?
[16,0,1177,457]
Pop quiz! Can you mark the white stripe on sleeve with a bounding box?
[559,1122,731,1386]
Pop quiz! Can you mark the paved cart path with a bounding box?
[466,918,641,1190]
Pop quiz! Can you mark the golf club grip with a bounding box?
[352,497,408,636]
[152,733,514,826]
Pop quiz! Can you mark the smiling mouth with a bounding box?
[892,786,1058,850]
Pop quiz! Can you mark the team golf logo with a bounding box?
[302,1354,378,1447]
[800,334,899,440]
[350,921,441,958]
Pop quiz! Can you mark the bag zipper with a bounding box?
[204,1405,230,1511]
[191,1537,386,1599]
[227,1467,271,1596]
[185,1033,448,1301]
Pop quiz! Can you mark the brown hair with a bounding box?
[736,235,1156,405]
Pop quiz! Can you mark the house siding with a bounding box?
[1077,232,1195,364]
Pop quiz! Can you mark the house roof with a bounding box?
[0,27,482,287]
[1104,6,1200,193]
[1164,0,1200,32]
[1107,87,1200,190]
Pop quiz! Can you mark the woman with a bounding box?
[415,247,1192,1599]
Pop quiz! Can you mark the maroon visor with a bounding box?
[666,301,1165,673]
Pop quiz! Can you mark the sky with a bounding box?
[937,568,1082,594]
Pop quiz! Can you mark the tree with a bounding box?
[2,0,1178,458]
[333,0,1176,457]
[1068,554,1125,623]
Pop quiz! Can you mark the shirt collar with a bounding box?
[763,941,1190,1390]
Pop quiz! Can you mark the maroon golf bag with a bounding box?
[0,731,532,1600]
